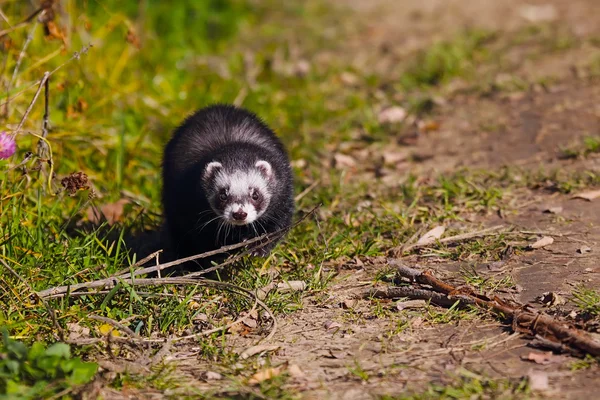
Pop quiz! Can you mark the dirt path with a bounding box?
[255,1,600,398]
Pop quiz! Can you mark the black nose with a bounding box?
[232,210,247,221]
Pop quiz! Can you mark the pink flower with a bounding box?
[0,131,16,159]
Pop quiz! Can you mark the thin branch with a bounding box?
[1,44,92,113]
[112,204,320,280]
[6,20,38,117]
[380,261,600,357]
[10,71,49,139]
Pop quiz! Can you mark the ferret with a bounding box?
[161,104,294,269]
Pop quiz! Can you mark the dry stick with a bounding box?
[10,71,49,139]
[367,286,460,308]
[113,204,321,280]
[0,259,64,340]
[401,225,506,253]
[378,261,600,357]
[6,20,39,117]
[112,249,163,277]
[1,44,92,112]
[393,225,426,255]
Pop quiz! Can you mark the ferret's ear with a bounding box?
[255,160,273,180]
[204,161,222,180]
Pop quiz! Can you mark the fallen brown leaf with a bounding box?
[239,344,280,360]
[323,320,342,331]
[528,236,554,250]
[416,226,445,246]
[522,351,565,365]
[86,198,131,225]
[378,106,407,124]
[333,153,357,169]
[572,190,600,201]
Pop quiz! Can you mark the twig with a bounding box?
[111,249,163,277]
[10,71,50,139]
[6,20,38,117]
[294,180,320,203]
[0,258,64,340]
[112,204,320,280]
[382,260,600,357]
[392,226,425,256]
[1,44,92,112]
[365,286,461,307]
[401,225,506,253]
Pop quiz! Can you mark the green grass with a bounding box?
[560,136,600,160]
[572,286,600,318]
[383,369,531,400]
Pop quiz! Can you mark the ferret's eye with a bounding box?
[219,191,228,201]
[251,190,259,201]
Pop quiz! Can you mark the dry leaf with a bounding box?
[578,245,592,254]
[522,351,564,365]
[572,190,600,201]
[417,120,440,132]
[287,364,305,380]
[86,199,131,225]
[382,150,409,166]
[66,322,90,341]
[519,4,557,22]
[416,226,445,246]
[239,344,280,360]
[340,72,359,86]
[242,317,257,329]
[323,320,342,331]
[333,153,357,169]
[378,106,407,124]
[248,367,283,385]
[341,299,357,309]
[528,236,554,249]
[277,281,307,293]
[202,371,223,381]
[538,292,566,306]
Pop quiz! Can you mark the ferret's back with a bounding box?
[163,105,283,174]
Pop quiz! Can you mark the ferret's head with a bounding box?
[202,160,273,226]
